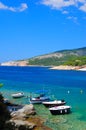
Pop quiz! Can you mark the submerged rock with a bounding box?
[27,116,52,130]
[9,119,35,130]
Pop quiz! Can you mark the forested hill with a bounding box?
[1,47,86,66]
[27,47,86,66]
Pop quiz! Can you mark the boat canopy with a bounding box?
[35,89,49,94]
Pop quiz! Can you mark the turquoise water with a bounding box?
[0,66,86,130]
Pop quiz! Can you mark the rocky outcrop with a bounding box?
[27,116,52,130]
[11,104,36,120]
[1,60,28,66]
[6,119,35,130]
[6,104,36,130]
[50,65,82,70]
[7,104,52,130]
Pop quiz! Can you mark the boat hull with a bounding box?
[11,93,24,98]
[50,108,71,115]
[42,101,66,108]
[49,106,71,115]
[30,98,50,104]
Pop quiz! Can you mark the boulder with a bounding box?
[6,119,35,130]
[11,104,36,120]
[6,104,36,130]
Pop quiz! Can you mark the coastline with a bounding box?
[1,61,86,71]
[49,65,86,71]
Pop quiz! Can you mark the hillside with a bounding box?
[27,47,86,66]
[1,47,86,67]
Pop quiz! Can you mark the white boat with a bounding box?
[30,93,50,104]
[49,105,71,115]
[7,105,23,112]
[11,92,24,98]
[42,100,66,108]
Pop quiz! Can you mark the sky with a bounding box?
[0,0,86,62]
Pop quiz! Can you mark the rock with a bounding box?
[7,104,52,130]
[6,104,36,130]
[11,104,36,120]
[27,116,52,130]
[1,61,28,66]
[22,104,36,115]
[6,119,35,130]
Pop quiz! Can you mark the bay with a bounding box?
[0,66,86,130]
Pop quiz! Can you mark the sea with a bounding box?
[0,66,86,130]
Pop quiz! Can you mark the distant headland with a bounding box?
[1,47,86,71]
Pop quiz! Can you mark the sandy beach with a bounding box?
[50,65,86,71]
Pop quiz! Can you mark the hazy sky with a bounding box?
[0,0,86,62]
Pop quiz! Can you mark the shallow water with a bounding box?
[0,66,86,130]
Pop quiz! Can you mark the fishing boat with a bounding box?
[30,93,50,104]
[11,92,24,98]
[42,100,66,108]
[49,105,71,115]
[29,89,50,104]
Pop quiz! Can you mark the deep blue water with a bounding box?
[0,66,86,87]
[0,66,86,130]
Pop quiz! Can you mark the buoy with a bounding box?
[80,90,83,94]
[67,90,70,94]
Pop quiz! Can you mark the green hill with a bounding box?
[27,47,86,66]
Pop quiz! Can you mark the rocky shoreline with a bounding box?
[1,61,86,71]
[50,65,86,71]
[7,104,52,130]
[50,65,82,70]
[1,61,28,66]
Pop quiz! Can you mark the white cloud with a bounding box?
[17,3,28,12]
[67,16,79,23]
[0,2,8,10]
[41,0,76,9]
[67,16,77,20]
[79,3,86,12]
[62,10,69,14]
[0,2,28,12]
[77,0,86,4]
[41,0,86,13]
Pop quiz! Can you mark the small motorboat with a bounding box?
[42,100,66,108]
[29,89,50,104]
[49,105,71,115]
[4,98,23,112]
[30,93,50,104]
[11,92,24,98]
